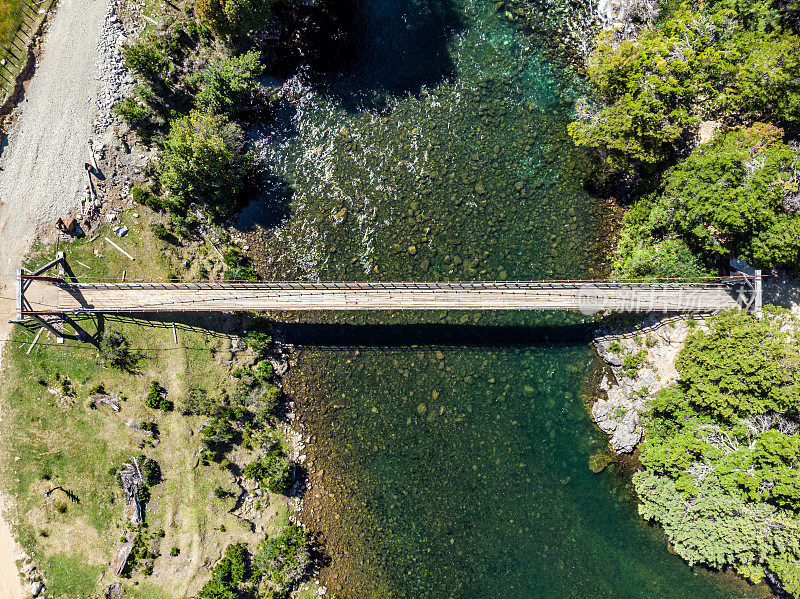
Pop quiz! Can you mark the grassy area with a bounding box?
[0,0,57,107]
[1,209,293,597]
[0,0,27,45]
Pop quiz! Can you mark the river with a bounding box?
[241,0,765,596]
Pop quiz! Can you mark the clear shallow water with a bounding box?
[243,0,764,597]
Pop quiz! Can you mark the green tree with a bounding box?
[197,543,250,599]
[568,4,800,167]
[196,0,281,37]
[617,124,800,269]
[196,51,263,115]
[243,449,293,494]
[158,110,254,215]
[252,525,310,597]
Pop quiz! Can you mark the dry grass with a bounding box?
[2,209,292,597]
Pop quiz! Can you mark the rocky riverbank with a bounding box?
[591,313,708,453]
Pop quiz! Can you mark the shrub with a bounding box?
[158,110,254,216]
[243,449,294,494]
[180,387,222,417]
[150,223,171,241]
[100,331,138,371]
[621,349,648,378]
[224,265,258,281]
[200,418,237,463]
[124,42,170,83]
[612,237,716,281]
[197,543,250,599]
[195,51,262,115]
[196,0,280,37]
[144,381,173,411]
[253,360,274,382]
[252,525,311,596]
[113,98,149,123]
[635,309,800,592]
[638,125,800,268]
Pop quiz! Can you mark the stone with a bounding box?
[29,582,44,597]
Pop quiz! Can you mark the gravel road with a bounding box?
[0,0,106,596]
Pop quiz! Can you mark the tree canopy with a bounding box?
[635,309,800,594]
[196,0,281,37]
[614,124,800,269]
[568,3,800,167]
[158,109,254,216]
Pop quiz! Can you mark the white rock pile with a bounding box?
[592,315,698,453]
[94,0,136,133]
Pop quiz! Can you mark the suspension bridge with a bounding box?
[13,255,762,338]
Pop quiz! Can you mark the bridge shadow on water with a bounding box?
[64,311,597,352]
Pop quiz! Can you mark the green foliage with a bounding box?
[252,525,311,597]
[253,360,274,383]
[112,98,149,124]
[244,326,272,356]
[200,417,237,463]
[100,331,138,371]
[158,110,253,216]
[195,51,262,115]
[197,543,250,599]
[636,309,800,591]
[621,349,648,378]
[676,309,800,419]
[170,547,180,557]
[569,4,800,167]
[196,0,280,37]
[124,41,170,83]
[150,223,171,241]
[144,381,174,411]
[649,125,800,267]
[243,448,293,494]
[224,265,258,281]
[613,124,800,270]
[613,236,716,280]
[634,471,800,570]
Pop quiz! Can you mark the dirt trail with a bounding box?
[0,0,106,596]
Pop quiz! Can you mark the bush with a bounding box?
[253,360,274,382]
[150,223,171,241]
[613,237,716,280]
[180,387,223,417]
[113,98,149,123]
[195,51,262,115]
[197,543,250,599]
[144,381,173,411]
[158,110,254,216]
[224,265,258,281]
[252,525,311,597]
[243,449,294,494]
[170,547,180,557]
[640,125,800,268]
[124,41,170,83]
[196,0,280,37]
[100,331,138,371]
[200,418,237,463]
[635,309,800,592]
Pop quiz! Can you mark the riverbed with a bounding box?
[241,0,766,597]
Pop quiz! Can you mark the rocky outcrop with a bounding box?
[592,315,701,453]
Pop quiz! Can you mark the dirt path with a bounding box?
[0,0,106,595]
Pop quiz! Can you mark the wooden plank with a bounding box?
[104,237,135,261]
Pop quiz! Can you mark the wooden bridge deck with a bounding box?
[17,276,752,316]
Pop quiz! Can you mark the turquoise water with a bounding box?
[243,0,765,596]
